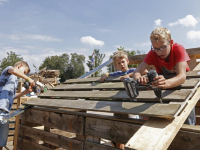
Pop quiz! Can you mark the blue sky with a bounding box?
[0,0,200,73]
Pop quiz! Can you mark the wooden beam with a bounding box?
[18,125,83,150]
[125,87,200,150]
[13,82,22,150]
[20,109,85,135]
[37,89,191,102]
[23,99,183,119]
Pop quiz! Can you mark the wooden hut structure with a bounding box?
[13,47,200,150]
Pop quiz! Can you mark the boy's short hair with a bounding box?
[14,61,31,74]
[150,27,171,42]
[112,51,128,63]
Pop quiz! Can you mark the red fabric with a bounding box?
[144,43,190,74]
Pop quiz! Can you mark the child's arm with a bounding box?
[15,85,33,99]
[8,67,35,87]
[152,62,187,89]
[100,73,109,82]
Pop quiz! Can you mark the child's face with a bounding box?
[115,57,129,72]
[18,65,29,74]
[151,39,171,59]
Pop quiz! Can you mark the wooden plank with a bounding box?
[125,87,200,150]
[19,125,83,150]
[168,130,200,150]
[85,117,140,144]
[54,78,199,90]
[64,76,120,84]
[24,99,182,118]
[17,137,52,150]
[20,109,85,135]
[38,89,191,102]
[14,81,22,150]
[188,55,198,71]
[64,71,200,84]
[85,140,118,150]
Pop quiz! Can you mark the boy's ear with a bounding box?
[126,59,129,64]
[170,40,173,45]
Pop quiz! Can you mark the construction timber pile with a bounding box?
[28,67,60,94]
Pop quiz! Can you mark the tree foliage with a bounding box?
[0,51,23,73]
[61,53,85,81]
[39,53,85,82]
[86,49,105,77]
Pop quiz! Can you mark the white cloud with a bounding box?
[0,33,62,42]
[135,41,151,47]
[168,15,198,27]
[187,30,200,40]
[154,19,162,26]
[80,36,105,47]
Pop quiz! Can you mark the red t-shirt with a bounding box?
[144,43,190,74]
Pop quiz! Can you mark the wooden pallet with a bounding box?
[14,70,200,150]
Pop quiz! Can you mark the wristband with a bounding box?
[26,77,30,82]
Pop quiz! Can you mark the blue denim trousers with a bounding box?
[184,108,196,125]
[0,112,10,147]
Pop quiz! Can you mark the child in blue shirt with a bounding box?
[100,51,147,82]
[0,61,35,150]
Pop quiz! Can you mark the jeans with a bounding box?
[0,112,9,147]
[184,108,196,125]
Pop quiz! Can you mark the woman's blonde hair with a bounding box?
[14,61,30,74]
[112,51,128,63]
[150,27,171,42]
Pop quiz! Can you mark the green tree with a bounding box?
[0,51,23,73]
[39,53,69,81]
[61,53,85,81]
[86,49,105,77]
[107,46,137,72]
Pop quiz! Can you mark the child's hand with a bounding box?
[151,75,168,89]
[120,74,129,81]
[28,78,35,88]
[137,76,149,85]
[100,74,107,82]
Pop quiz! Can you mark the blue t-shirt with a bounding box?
[0,66,18,112]
[109,68,136,76]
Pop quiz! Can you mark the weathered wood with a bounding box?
[18,125,83,150]
[188,55,198,71]
[84,140,118,150]
[85,117,140,144]
[38,89,191,102]
[14,81,22,150]
[24,99,182,118]
[64,72,200,84]
[168,130,200,150]
[17,137,52,150]
[20,109,85,135]
[64,76,120,84]
[53,78,199,90]
[125,87,200,150]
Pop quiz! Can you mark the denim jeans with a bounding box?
[184,108,196,125]
[0,112,9,147]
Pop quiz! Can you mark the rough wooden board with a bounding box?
[64,72,200,84]
[168,130,200,150]
[64,76,120,84]
[17,137,52,150]
[20,109,85,135]
[23,99,181,118]
[125,87,200,150]
[19,125,83,150]
[85,140,118,150]
[53,78,199,90]
[85,117,141,144]
[38,89,191,102]
[181,124,200,133]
